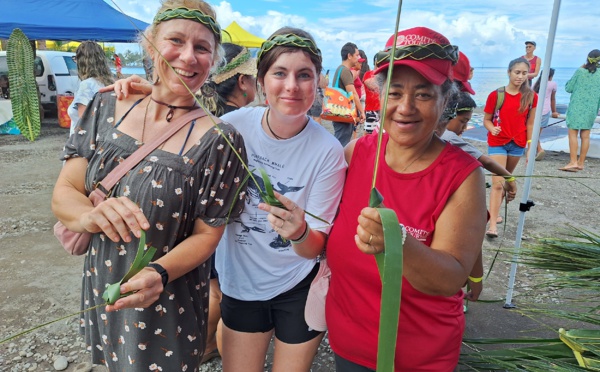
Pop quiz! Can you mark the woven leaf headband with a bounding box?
[257,34,322,65]
[588,56,600,64]
[153,7,221,43]
[374,43,459,68]
[212,47,257,84]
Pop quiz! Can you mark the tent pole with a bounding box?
[504,0,562,308]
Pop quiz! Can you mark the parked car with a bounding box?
[0,50,79,114]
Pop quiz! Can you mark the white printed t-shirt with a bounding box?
[216,106,346,301]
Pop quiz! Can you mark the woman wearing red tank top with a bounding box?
[325,26,487,371]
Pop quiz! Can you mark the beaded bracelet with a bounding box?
[291,222,310,244]
[468,276,483,283]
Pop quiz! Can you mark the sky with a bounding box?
[107,0,599,69]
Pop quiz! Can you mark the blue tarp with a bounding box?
[0,0,149,42]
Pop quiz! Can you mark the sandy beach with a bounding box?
[0,117,598,371]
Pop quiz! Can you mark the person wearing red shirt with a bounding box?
[362,67,380,134]
[483,57,537,237]
[326,26,487,371]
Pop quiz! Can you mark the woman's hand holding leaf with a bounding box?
[258,191,305,241]
[355,207,385,255]
[105,266,164,312]
[82,196,149,243]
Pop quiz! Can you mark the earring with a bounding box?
[150,75,160,86]
[243,91,247,98]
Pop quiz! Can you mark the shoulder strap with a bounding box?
[495,86,505,113]
[333,66,344,89]
[97,108,208,193]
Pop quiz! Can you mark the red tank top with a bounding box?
[326,133,481,371]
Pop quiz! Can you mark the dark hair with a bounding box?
[584,49,600,74]
[341,42,358,61]
[358,49,370,80]
[200,43,245,115]
[532,68,555,93]
[256,27,322,84]
[508,57,534,113]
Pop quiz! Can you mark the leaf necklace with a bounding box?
[265,108,308,140]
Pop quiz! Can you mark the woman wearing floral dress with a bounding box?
[52,0,247,370]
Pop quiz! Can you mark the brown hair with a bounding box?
[256,27,322,85]
[75,41,114,86]
[584,49,600,74]
[508,57,534,113]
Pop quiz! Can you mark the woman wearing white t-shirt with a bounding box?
[532,68,559,160]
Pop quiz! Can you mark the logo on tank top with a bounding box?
[405,225,431,242]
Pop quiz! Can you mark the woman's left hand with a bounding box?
[105,267,164,312]
[355,207,385,255]
[258,192,305,240]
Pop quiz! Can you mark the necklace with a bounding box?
[225,100,240,109]
[150,97,197,122]
[265,109,309,140]
[398,142,431,173]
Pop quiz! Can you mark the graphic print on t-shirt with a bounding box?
[236,160,305,251]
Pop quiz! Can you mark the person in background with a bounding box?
[199,43,257,117]
[351,54,366,137]
[532,68,559,161]
[560,49,600,172]
[362,55,380,134]
[437,92,517,202]
[483,57,537,238]
[67,41,114,136]
[112,53,123,79]
[523,41,541,86]
[332,42,366,146]
[326,26,487,371]
[216,27,346,372]
[52,1,248,370]
[308,71,328,123]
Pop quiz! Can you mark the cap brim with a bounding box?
[373,59,448,85]
[460,81,476,95]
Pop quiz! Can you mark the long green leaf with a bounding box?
[369,188,404,372]
[7,29,41,141]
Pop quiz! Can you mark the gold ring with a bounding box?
[368,234,373,244]
[274,225,280,233]
[292,204,297,211]
[279,220,284,229]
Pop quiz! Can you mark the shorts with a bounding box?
[220,263,322,344]
[488,140,525,157]
[540,112,551,128]
[335,353,375,372]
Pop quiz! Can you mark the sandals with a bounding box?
[535,150,546,161]
[201,348,221,364]
[486,229,498,238]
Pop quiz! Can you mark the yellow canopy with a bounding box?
[37,41,115,54]
[221,21,265,48]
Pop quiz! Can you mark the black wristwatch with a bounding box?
[147,262,169,288]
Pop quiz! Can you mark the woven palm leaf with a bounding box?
[7,29,41,141]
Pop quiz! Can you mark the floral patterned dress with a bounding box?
[61,92,247,371]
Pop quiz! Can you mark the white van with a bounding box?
[0,50,79,114]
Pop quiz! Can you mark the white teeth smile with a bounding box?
[174,68,195,77]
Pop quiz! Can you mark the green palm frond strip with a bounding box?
[7,29,41,141]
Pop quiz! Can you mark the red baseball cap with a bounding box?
[452,51,476,95]
[373,26,457,85]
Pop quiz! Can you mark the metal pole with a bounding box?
[504,0,562,308]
